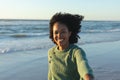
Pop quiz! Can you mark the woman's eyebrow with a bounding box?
[61,28,66,31]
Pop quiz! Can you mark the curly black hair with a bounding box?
[49,12,84,44]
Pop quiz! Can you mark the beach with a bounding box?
[82,41,120,80]
[0,41,120,80]
[0,20,120,80]
[0,49,48,80]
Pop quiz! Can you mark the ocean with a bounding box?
[0,19,120,54]
[0,19,120,80]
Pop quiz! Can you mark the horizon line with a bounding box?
[0,18,120,21]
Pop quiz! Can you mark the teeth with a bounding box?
[58,39,63,41]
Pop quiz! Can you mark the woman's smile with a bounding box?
[53,22,71,50]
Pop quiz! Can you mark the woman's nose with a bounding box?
[58,33,63,38]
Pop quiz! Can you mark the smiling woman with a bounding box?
[48,12,94,80]
[52,22,71,50]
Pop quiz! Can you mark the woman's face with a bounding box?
[53,22,71,50]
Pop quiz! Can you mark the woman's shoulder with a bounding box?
[70,44,83,51]
[71,44,86,57]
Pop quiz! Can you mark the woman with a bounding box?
[48,12,94,80]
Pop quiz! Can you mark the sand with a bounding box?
[0,41,120,80]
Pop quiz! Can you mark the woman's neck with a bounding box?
[58,43,69,51]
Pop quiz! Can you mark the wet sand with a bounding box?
[0,41,120,80]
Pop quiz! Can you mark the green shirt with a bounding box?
[48,44,93,80]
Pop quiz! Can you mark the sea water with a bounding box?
[0,19,120,54]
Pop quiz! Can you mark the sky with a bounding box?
[0,0,120,20]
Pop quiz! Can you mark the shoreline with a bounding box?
[80,40,120,80]
[0,40,120,80]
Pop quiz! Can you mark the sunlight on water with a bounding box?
[0,20,120,54]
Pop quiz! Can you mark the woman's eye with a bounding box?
[54,30,66,35]
[54,31,58,34]
[61,31,66,34]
